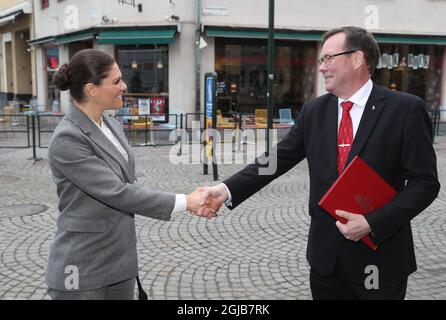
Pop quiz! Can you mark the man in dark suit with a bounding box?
[197,26,440,299]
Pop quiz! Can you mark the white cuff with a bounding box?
[222,183,232,206]
[172,194,187,214]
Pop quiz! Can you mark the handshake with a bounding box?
[186,183,229,219]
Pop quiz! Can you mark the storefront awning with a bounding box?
[97,28,177,45]
[55,31,95,45]
[27,35,55,46]
[374,34,446,45]
[206,27,446,45]
[205,27,322,41]
[0,1,31,27]
[0,11,22,27]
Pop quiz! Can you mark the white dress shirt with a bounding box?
[92,116,187,214]
[223,79,374,205]
[337,78,373,138]
[94,116,129,161]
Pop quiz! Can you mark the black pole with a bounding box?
[32,115,37,159]
[266,0,275,156]
[145,115,148,145]
[28,113,42,161]
[26,113,30,147]
[176,113,183,156]
[37,114,41,148]
[203,110,208,175]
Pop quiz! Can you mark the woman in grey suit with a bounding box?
[46,49,218,300]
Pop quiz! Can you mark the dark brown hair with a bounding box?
[53,49,116,102]
[322,26,380,76]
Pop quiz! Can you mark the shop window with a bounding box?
[41,0,49,9]
[118,46,168,94]
[45,47,60,112]
[117,46,169,122]
[215,38,317,118]
[373,44,444,111]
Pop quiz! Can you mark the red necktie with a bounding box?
[337,101,354,174]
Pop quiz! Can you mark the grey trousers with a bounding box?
[47,278,136,300]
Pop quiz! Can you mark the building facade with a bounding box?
[28,0,446,119]
[0,0,34,110]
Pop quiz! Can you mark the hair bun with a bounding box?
[53,63,70,91]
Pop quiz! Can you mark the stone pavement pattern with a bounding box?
[0,137,445,300]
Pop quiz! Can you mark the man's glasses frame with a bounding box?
[318,50,358,66]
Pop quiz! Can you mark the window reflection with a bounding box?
[373,44,444,111]
[45,47,60,112]
[215,38,317,118]
[118,47,168,94]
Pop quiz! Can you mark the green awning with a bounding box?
[97,29,176,45]
[55,31,95,45]
[374,34,446,45]
[206,27,446,45]
[205,27,322,41]
[27,35,55,46]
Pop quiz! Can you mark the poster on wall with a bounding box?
[138,98,150,115]
[121,95,168,123]
[122,96,139,120]
[150,97,167,122]
[123,96,137,108]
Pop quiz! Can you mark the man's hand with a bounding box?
[196,183,229,218]
[186,187,221,219]
[335,210,371,241]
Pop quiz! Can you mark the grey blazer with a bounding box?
[46,106,175,291]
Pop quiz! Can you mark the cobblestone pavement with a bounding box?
[0,135,445,300]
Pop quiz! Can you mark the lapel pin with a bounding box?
[372,105,376,110]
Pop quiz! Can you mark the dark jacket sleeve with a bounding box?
[365,98,440,244]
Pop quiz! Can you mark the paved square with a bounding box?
[0,135,445,300]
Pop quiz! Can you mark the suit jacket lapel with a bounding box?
[103,115,136,176]
[346,84,387,166]
[326,95,339,177]
[66,106,134,183]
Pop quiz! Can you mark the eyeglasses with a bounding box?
[318,50,358,66]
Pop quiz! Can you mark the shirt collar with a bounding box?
[91,116,104,129]
[338,79,373,108]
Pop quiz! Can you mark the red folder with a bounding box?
[318,156,397,250]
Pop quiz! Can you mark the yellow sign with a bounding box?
[205,118,213,159]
